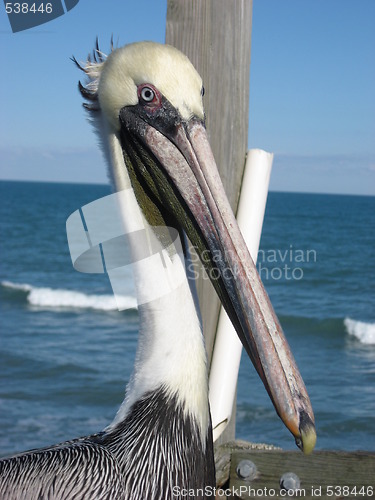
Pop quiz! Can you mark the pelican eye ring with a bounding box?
[140,86,155,102]
[137,84,162,111]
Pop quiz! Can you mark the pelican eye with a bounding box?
[140,86,155,102]
[137,84,162,110]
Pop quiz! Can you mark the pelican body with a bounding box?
[0,41,315,499]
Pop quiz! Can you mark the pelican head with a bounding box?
[76,41,316,453]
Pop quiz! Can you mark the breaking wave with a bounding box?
[1,281,137,311]
[344,317,375,345]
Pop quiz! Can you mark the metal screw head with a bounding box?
[280,472,301,493]
[236,460,257,480]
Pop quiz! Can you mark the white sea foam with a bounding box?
[1,281,32,292]
[344,317,375,345]
[1,281,137,311]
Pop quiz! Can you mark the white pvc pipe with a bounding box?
[208,149,273,441]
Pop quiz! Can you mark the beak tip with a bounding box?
[295,410,317,455]
[299,427,317,455]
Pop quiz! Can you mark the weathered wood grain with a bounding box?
[228,448,375,499]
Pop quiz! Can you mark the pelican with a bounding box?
[0,41,316,499]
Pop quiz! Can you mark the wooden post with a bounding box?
[166,0,253,443]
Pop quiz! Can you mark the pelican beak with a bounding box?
[119,104,316,454]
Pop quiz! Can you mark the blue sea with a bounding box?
[1,180,374,457]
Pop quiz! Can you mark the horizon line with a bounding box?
[0,177,374,198]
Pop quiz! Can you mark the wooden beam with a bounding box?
[227,448,375,499]
[215,442,375,498]
[166,0,253,443]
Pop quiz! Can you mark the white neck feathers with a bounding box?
[104,132,210,442]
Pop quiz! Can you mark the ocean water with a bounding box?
[0,180,374,457]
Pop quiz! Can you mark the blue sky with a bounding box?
[1,0,374,195]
